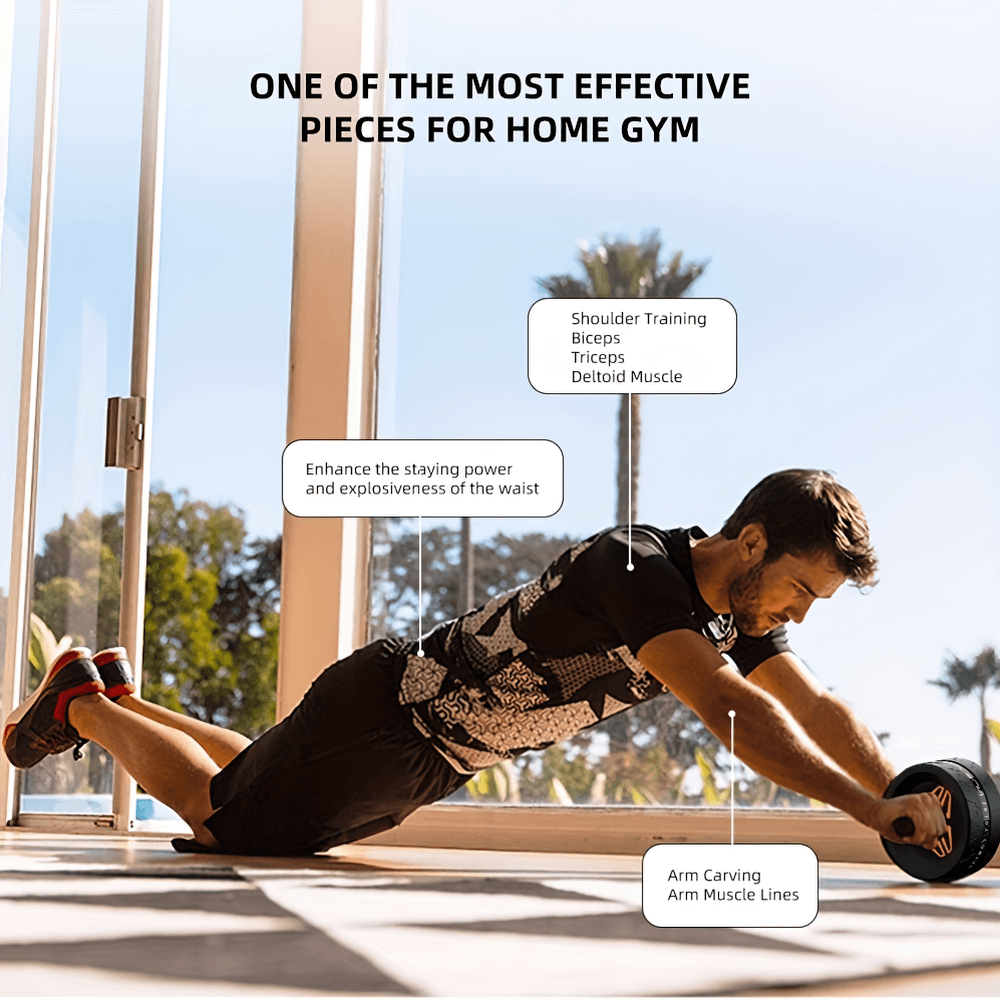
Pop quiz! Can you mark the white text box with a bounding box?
[643,843,818,927]
[528,297,737,394]
[283,439,564,518]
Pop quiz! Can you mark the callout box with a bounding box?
[283,439,564,518]
[528,297,737,394]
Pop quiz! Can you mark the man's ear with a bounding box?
[737,523,768,565]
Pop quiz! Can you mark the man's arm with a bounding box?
[748,651,893,796]
[638,630,945,848]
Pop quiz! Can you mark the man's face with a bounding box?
[728,549,847,637]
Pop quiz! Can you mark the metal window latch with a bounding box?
[105,396,145,470]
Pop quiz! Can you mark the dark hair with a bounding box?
[721,469,878,588]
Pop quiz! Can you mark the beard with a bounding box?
[727,561,772,637]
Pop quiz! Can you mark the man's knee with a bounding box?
[175,775,217,832]
[188,819,221,850]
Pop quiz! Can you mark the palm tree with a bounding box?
[929,645,1000,772]
[537,230,707,525]
[538,231,705,755]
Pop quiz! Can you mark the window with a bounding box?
[370,0,1000,807]
[1,0,299,828]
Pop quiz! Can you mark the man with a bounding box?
[4,469,945,856]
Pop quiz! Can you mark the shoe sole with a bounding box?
[2,647,100,756]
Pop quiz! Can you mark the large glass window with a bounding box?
[0,1,37,725]
[3,0,299,824]
[371,1,1000,806]
[131,0,299,823]
[16,0,146,812]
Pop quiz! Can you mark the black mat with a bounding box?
[0,867,242,881]
[364,875,607,901]
[0,930,412,994]
[2,888,293,916]
[416,909,830,952]
[822,896,1000,922]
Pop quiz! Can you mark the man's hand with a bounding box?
[870,793,948,851]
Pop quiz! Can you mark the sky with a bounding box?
[378,0,1000,770]
[2,0,999,771]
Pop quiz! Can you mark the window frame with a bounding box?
[0,0,905,866]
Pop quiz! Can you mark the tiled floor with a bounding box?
[1,830,999,996]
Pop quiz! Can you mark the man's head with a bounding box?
[719,470,877,636]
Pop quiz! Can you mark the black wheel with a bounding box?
[881,758,998,882]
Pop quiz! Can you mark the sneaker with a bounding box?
[93,647,136,701]
[2,647,105,769]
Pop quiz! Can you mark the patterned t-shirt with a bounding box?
[397,525,793,772]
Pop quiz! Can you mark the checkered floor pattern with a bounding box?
[1,832,999,996]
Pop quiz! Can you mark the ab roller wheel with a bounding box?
[881,757,1000,882]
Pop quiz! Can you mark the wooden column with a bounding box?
[276,0,384,720]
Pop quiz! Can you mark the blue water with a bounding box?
[20,794,181,821]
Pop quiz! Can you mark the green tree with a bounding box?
[141,490,280,736]
[32,508,122,652]
[517,745,600,803]
[142,542,232,717]
[31,489,282,741]
[369,518,576,639]
[28,512,122,795]
[929,645,1000,773]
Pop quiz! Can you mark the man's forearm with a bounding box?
[801,693,895,796]
[639,632,943,846]
[702,671,880,827]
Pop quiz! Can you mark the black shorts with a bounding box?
[202,638,468,856]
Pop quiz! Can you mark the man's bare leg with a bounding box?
[114,694,251,768]
[68,694,221,847]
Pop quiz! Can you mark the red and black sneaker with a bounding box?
[2,647,105,769]
[93,647,136,701]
